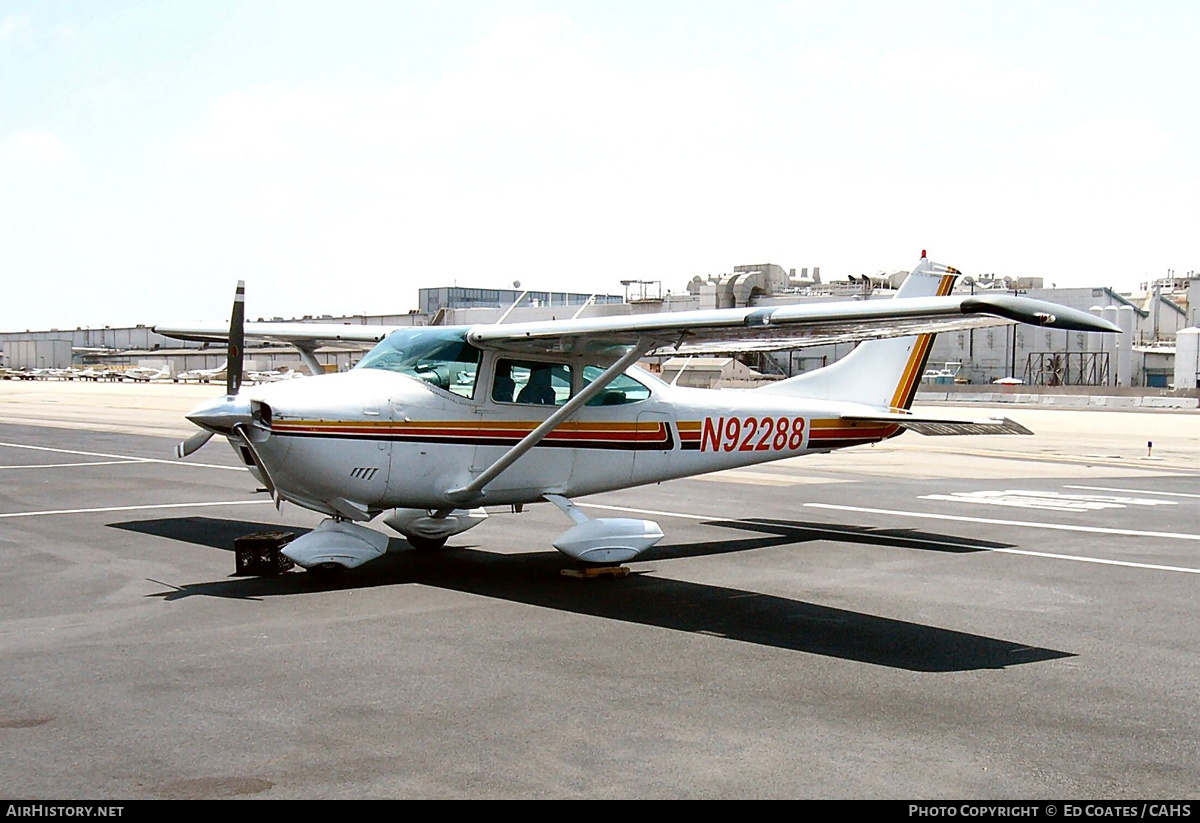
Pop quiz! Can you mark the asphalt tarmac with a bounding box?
[1,383,1197,799]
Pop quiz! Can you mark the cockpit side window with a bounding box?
[493,359,572,406]
[355,327,481,398]
[581,366,652,406]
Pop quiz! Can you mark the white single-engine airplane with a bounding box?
[248,365,306,384]
[173,360,228,383]
[124,365,171,382]
[155,253,1118,574]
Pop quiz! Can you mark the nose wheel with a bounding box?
[280,519,390,571]
[405,534,449,551]
[308,561,347,577]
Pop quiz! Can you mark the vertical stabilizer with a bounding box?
[758,254,960,410]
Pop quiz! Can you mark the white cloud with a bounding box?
[0,129,72,167]
[153,9,1194,323]
[0,14,32,41]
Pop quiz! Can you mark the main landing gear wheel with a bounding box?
[405,535,449,551]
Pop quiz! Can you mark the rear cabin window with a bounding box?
[581,366,651,406]
[493,359,573,406]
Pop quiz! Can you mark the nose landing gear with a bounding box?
[280,519,390,572]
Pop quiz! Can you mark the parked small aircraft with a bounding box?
[248,366,306,384]
[124,365,171,382]
[173,361,227,383]
[155,254,1118,574]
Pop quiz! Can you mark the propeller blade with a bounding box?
[226,280,245,396]
[175,430,214,459]
[177,281,248,459]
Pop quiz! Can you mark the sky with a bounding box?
[1,0,1197,331]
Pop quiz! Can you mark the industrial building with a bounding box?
[3,266,1198,392]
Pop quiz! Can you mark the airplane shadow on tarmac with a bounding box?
[646,516,1009,560]
[111,516,1071,674]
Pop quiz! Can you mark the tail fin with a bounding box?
[759,253,960,411]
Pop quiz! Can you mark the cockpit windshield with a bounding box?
[355,327,481,397]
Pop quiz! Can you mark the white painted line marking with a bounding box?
[805,503,1200,542]
[0,441,246,471]
[0,460,144,470]
[693,474,802,487]
[578,502,711,521]
[1064,485,1200,500]
[0,500,272,519]
[584,501,1200,572]
[919,489,1177,512]
[984,548,1200,575]
[577,503,995,551]
[693,469,851,486]
[800,504,1200,574]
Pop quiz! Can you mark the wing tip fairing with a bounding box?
[961,295,1120,333]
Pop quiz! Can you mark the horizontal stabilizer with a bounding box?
[841,412,1034,436]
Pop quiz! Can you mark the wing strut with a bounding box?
[294,343,326,377]
[445,338,657,506]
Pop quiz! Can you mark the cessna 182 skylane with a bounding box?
[155,254,1118,573]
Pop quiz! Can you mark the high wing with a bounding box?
[153,322,398,376]
[466,293,1119,357]
[155,290,1117,361]
[153,322,395,347]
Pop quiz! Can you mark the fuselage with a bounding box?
[234,340,900,521]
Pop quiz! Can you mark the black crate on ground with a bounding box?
[234,531,296,576]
